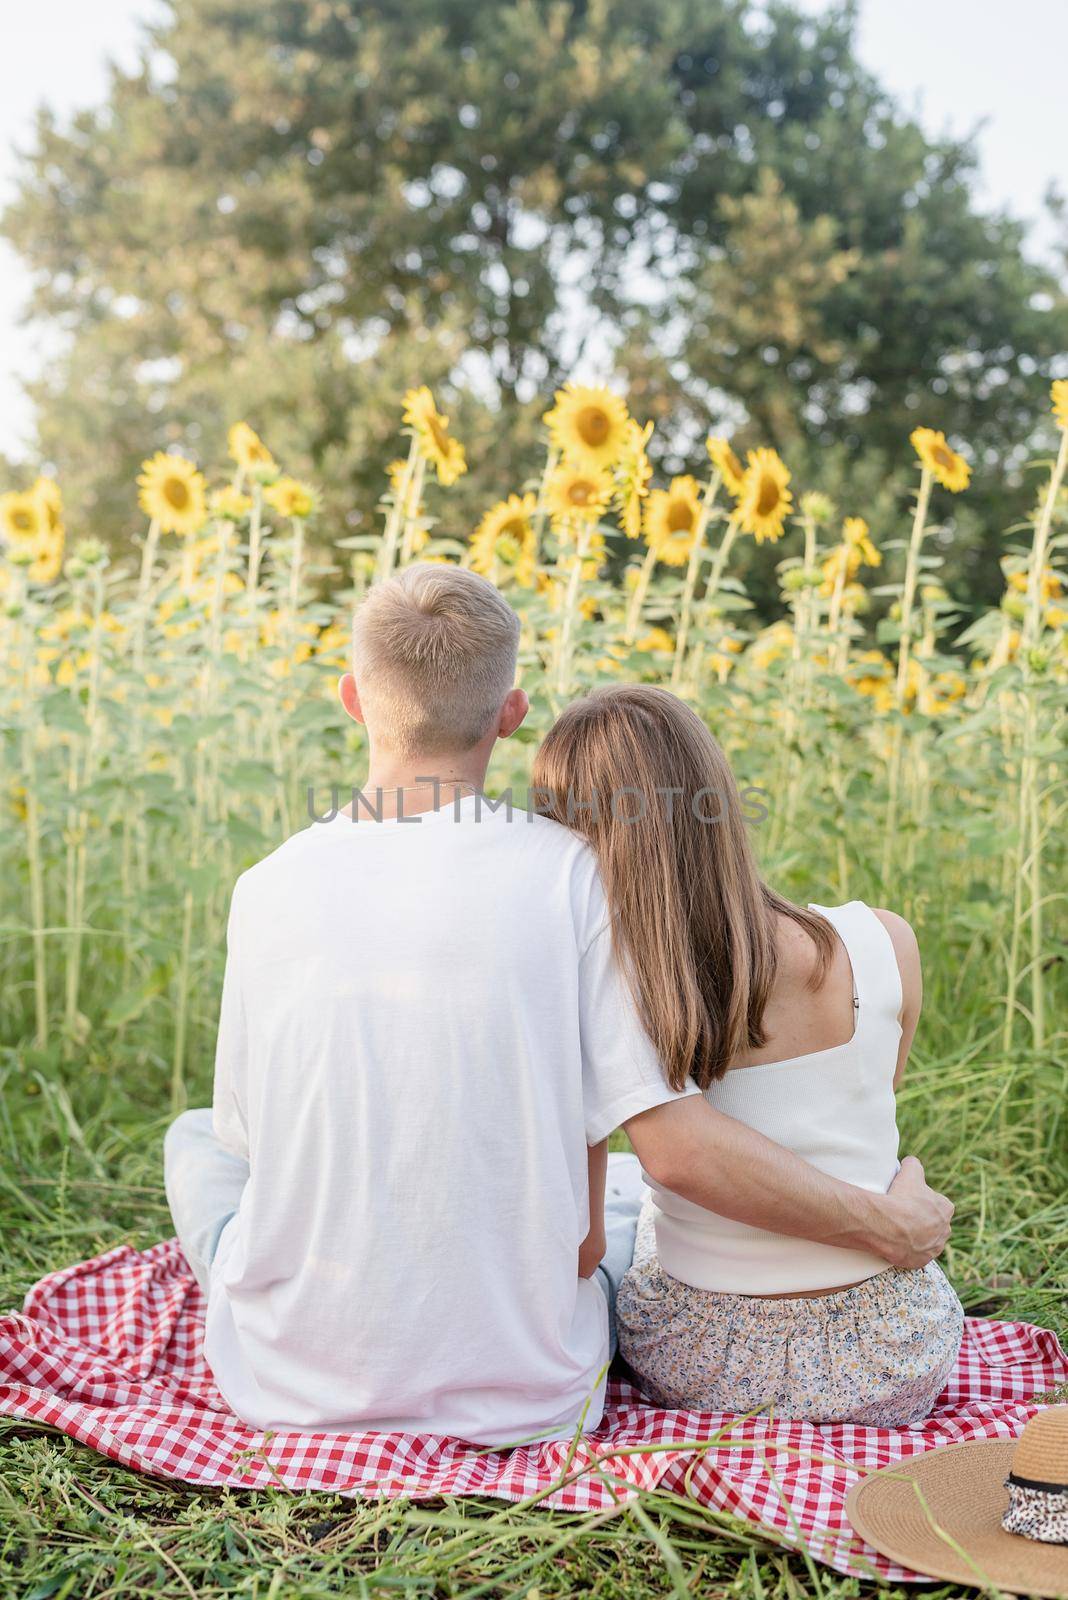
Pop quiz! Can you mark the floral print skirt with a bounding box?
[616,1205,964,1428]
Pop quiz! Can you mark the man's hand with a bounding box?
[871,1156,954,1270]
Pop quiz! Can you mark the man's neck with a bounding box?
[345,753,491,821]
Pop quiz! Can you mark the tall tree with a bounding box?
[4,0,1065,608]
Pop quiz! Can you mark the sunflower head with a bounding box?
[210,486,253,522]
[910,428,970,493]
[820,545,859,593]
[228,422,276,472]
[706,436,746,499]
[264,476,318,519]
[402,386,467,486]
[614,418,654,537]
[543,384,630,471]
[33,476,64,537]
[0,490,45,546]
[636,626,674,654]
[643,475,702,565]
[1051,380,1068,431]
[749,621,795,670]
[27,526,66,585]
[799,490,835,526]
[470,493,538,585]
[842,516,881,568]
[545,463,612,525]
[738,448,793,543]
[137,452,208,537]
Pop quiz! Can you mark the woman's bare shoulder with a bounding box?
[871,907,922,1016]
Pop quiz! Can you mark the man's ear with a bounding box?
[338,672,365,725]
[497,687,529,740]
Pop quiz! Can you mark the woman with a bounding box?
[533,684,963,1426]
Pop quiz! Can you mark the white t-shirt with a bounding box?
[206,794,691,1445]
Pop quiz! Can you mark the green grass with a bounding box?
[1,1012,1065,1600]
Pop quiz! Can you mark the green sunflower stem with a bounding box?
[624,546,658,644]
[64,563,107,1046]
[894,468,933,707]
[530,447,559,569]
[133,518,160,668]
[687,517,739,690]
[246,486,265,594]
[554,519,593,696]
[881,468,933,889]
[15,584,49,1047]
[378,437,420,583]
[398,457,427,567]
[1022,428,1068,652]
[671,472,720,689]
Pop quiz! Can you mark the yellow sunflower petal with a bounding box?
[0,489,46,545]
[706,436,746,499]
[737,448,793,543]
[470,493,538,585]
[543,384,630,471]
[228,422,276,471]
[545,463,612,525]
[263,476,318,518]
[137,452,208,537]
[402,386,467,486]
[1051,380,1068,431]
[910,428,970,493]
[643,475,703,565]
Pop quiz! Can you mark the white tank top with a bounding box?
[645,901,903,1294]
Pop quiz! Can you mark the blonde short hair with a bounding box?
[352,564,520,756]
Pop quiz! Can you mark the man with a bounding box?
[165,565,952,1446]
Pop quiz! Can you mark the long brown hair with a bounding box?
[532,685,835,1091]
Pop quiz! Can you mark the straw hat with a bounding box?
[847,1407,1068,1595]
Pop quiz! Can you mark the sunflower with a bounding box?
[470,493,537,585]
[543,384,629,471]
[210,486,253,522]
[402,386,467,486]
[228,422,276,471]
[264,476,318,518]
[842,516,881,568]
[1008,567,1062,603]
[910,428,970,493]
[706,436,746,499]
[636,626,674,654]
[820,545,860,593]
[27,528,65,585]
[643,475,702,566]
[614,419,654,537]
[545,462,612,524]
[748,620,795,670]
[709,635,744,678]
[799,490,835,526]
[137,452,208,536]
[1051,380,1068,431]
[920,670,967,718]
[33,476,64,537]
[849,649,893,699]
[737,449,793,543]
[0,490,45,545]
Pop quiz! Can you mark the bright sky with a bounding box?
[1,0,1065,460]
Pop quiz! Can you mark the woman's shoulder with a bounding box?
[869,907,921,1020]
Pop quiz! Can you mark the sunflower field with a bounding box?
[1,379,1066,1598]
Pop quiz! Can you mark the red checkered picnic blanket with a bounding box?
[1,1240,1064,1583]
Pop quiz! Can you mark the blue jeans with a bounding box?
[163,1111,646,1355]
